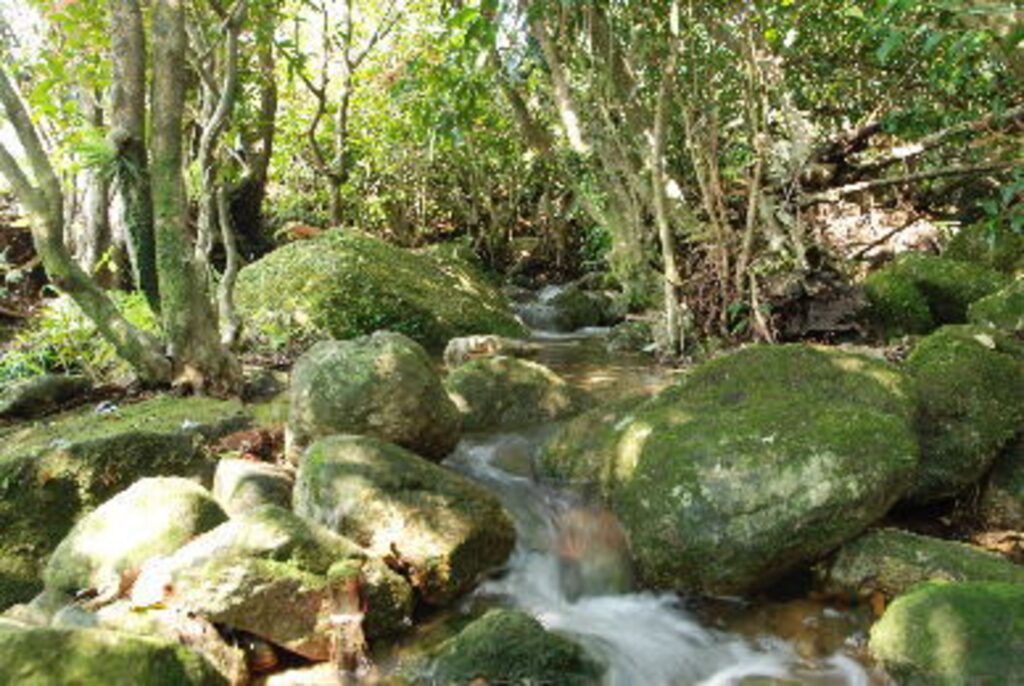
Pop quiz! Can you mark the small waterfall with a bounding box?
[445,427,881,686]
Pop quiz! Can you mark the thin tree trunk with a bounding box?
[109,0,159,312]
[151,0,240,393]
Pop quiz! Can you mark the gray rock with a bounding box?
[44,477,227,596]
[295,435,515,605]
[213,459,293,516]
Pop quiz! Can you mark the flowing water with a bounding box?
[436,319,891,685]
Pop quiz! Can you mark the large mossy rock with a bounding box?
[969,276,1024,332]
[444,356,593,432]
[539,345,919,595]
[44,477,227,596]
[945,222,1024,274]
[0,374,91,420]
[0,396,247,610]
[903,325,1024,503]
[864,253,1007,337]
[235,230,525,352]
[294,435,516,605]
[212,458,294,516]
[817,528,1024,598]
[288,332,461,460]
[425,609,602,686]
[980,436,1024,529]
[869,582,1024,685]
[0,626,226,686]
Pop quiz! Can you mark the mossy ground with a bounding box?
[235,231,525,353]
[904,325,1024,503]
[869,582,1024,685]
[864,253,1007,338]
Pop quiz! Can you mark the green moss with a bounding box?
[968,277,1024,332]
[548,286,614,330]
[426,609,602,686]
[869,582,1024,685]
[0,396,247,610]
[864,253,1008,338]
[818,528,1024,598]
[0,626,226,686]
[945,222,1024,274]
[444,357,593,431]
[904,325,1024,503]
[540,345,919,594]
[235,230,526,352]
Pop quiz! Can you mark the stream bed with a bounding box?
[410,330,892,685]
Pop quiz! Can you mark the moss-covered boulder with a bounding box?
[869,582,1024,685]
[424,609,602,686]
[980,436,1024,530]
[288,332,461,461]
[295,435,515,605]
[864,253,1007,337]
[0,626,226,686]
[539,345,919,595]
[235,230,525,352]
[43,477,227,596]
[444,357,593,432]
[816,528,1024,598]
[0,374,91,420]
[968,276,1024,332]
[548,285,617,331]
[903,325,1024,503]
[0,396,247,610]
[945,222,1024,274]
[212,459,294,516]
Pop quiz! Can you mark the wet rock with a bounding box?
[540,345,918,595]
[969,276,1024,332]
[445,356,593,432]
[235,230,524,353]
[0,374,91,420]
[547,285,617,330]
[43,477,227,597]
[0,395,247,609]
[287,332,461,461]
[980,436,1024,530]
[869,582,1024,684]
[213,459,293,516]
[442,334,540,369]
[864,253,1007,338]
[0,625,226,685]
[903,325,1024,503]
[295,435,515,605]
[817,528,1024,598]
[422,609,602,686]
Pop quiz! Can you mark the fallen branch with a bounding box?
[800,160,1019,207]
[850,213,922,261]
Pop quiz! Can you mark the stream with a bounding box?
[434,326,891,685]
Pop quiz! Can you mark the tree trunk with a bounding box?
[109,0,160,313]
[151,0,240,394]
